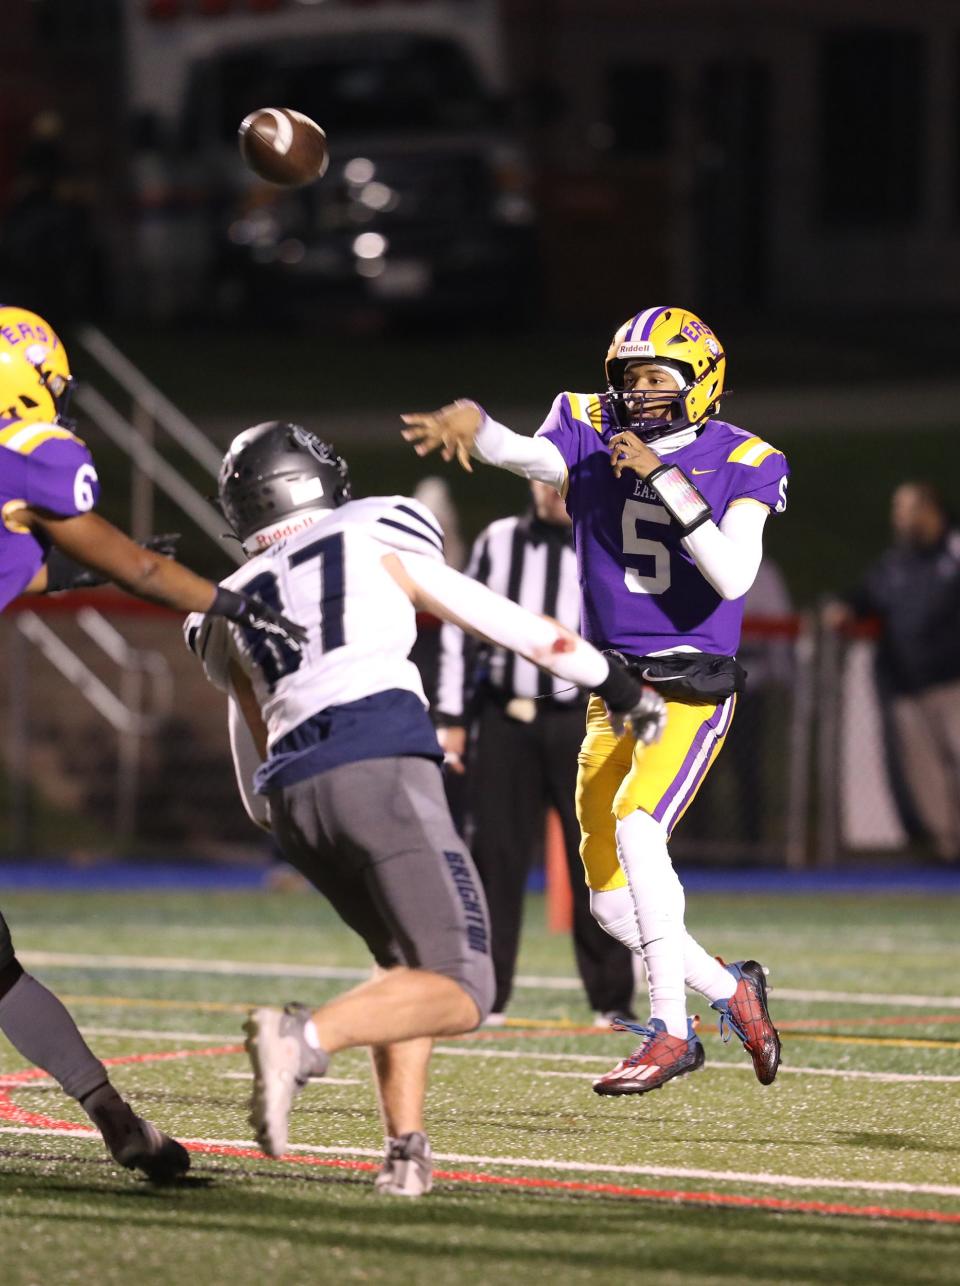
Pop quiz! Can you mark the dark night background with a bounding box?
[2,0,959,860]
[4,0,960,598]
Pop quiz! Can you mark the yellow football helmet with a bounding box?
[604,305,726,441]
[0,306,75,429]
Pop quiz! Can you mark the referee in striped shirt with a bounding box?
[436,481,635,1023]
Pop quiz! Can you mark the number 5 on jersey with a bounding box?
[622,498,671,596]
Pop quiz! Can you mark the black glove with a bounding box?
[620,685,667,745]
[594,654,667,745]
[211,586,308,649]
[45,533,182,592]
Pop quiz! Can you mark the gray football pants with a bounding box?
[892,679,960,861]
[268,756,495,1022]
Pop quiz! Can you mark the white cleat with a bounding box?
[243,1004,323,1158]
[374,1131,433,1197]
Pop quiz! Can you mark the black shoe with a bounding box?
[89,1100,190,1182]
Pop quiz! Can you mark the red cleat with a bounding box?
[592,1016,705,1096]
[711,959,781,1085]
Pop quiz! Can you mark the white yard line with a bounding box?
[772,987,960,1010]
[220,1072,361,1086]
[6,1028,953,1086]
[433,1045,960,1083]
[0,1124,957,1200]
[19,950,960,1009]
[534,1066,960,1085]
[79,1026,232,1043]
[7,1033,956,1085]
[19,950,368,982]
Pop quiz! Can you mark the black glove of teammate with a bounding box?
[45,533,182,592]
[210,586,308,649]
[594,654,668,745]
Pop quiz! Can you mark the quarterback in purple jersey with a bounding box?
[0,306,304,1180]
[401,306,787,1095]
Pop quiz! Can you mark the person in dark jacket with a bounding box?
[824,482,960,861]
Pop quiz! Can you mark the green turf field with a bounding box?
[0,889,958,1284]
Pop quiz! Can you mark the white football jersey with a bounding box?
[185,496,445,747]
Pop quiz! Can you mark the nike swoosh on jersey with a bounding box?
[691,467,716,475]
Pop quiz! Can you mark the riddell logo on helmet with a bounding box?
[252,512,321,549]
[617,341,656,359]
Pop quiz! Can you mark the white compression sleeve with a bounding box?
[590,882,737,1003]
[394,551,609,690]
[590,886,642,953]
[681,500,768,601]
[471,414,568,490]
[615,810,689,1038]
[228,695,270,831]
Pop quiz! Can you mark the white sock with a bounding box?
[590,878,736,1006]
[589,885,642,953]
[615,810,689,1038]
[684,935,736,1003]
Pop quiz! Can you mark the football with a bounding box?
[238,108,329,187]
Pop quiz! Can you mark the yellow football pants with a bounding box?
[575,693,736,891]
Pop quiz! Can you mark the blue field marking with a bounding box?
[676,865,960,895]
[0,861,270,891]
[0,860,957,895]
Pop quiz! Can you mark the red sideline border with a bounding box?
[0,1044,957,1226]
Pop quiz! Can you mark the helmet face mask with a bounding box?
[615,360,691,439]
[604,307,726,443]
[218,421,352,554]
[0,306,75,429]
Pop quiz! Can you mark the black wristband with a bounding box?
[594,657,642,713]
[210,586,246,621]
[646,463,712,535]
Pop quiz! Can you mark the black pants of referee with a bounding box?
[465,698,635,1017]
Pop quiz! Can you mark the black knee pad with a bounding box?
[0,909,16,974]
[0,911,23,1000]
[0,957,24,1001]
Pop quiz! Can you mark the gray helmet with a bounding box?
[218,421,351,544]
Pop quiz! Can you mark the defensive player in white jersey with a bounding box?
[186,420,667,1196]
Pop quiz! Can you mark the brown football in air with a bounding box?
[238,108,329,187]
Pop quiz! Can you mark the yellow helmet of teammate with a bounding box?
[0,306,75,429]
[604,305,726,441]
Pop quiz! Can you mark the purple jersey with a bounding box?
[0,427,101,610]
[536,393,789,657]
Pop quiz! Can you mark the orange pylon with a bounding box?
[545,807,573,933]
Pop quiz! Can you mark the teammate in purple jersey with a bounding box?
[401,306,787,1096]
[0,306,304,1180]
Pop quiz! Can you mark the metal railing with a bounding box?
[9,609,174,846]
[3,331,238,850]
[74,327,242,564]
[77,327,222,477]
